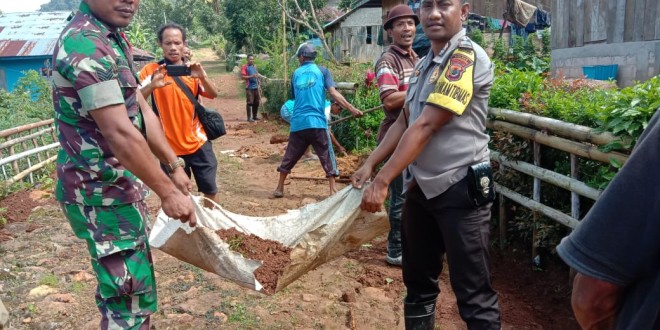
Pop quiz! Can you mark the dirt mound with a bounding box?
[235,145,274,158]
[216,228,292,295]
[269,134,289,144]
[0,189,56,224]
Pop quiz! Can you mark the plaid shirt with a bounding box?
[374,45,418,143]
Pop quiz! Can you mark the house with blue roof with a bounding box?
[0,11,71,92]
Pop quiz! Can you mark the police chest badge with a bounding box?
[429,66,441,83]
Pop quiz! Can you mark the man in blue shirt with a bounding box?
[241,54,264,122]
[273,43,362,198]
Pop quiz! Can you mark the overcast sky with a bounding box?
[0,0,49,13]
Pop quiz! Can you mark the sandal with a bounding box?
[272,190,284,198]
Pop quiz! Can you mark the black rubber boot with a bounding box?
[246,105,252,121]
[404,300,436,330]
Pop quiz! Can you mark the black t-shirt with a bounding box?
[557,111,660,329]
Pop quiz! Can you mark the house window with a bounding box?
[366,26,372,44]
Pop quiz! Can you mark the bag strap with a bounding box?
[172,76,202,117]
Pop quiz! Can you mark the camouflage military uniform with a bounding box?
[52,3,156,329]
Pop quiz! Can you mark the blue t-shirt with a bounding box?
[557,111,660,329]
[246,65,259,90]
[289,62,336,132]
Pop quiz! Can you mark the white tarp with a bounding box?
[149,185,388,293]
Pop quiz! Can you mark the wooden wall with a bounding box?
[553,0,660,49]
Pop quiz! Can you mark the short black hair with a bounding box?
[157,23,186,43]
[247,54,254,58]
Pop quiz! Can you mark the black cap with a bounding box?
[295,42,317,59]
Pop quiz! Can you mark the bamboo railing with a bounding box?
[487,108,630,254]
[0,119,58,186]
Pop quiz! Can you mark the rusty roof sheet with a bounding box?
[0,11,70,57]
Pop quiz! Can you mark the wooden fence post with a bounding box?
[498,162,507,249]
[532,142,541,265]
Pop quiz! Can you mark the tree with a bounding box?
[338,0,353,11]
[39,0,80,11]
[277,0,337,63]
[222,0,283,53]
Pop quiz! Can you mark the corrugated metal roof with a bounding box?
[0,11,70,57]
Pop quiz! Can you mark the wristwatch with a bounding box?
[166,157,185,174]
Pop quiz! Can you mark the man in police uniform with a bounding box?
[352,0,500,328]
[52,0,195,328]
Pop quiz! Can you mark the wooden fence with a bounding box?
[0,119,59,186]
[487,108,630,254]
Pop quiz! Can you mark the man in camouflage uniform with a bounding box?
[52,1,196,329]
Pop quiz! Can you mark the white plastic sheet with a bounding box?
[148,185,389,293]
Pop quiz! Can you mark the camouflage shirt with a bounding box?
[52,2,146,206]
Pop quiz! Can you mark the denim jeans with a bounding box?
[387,174,404,258]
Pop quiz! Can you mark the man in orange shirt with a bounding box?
[139,23,220,207]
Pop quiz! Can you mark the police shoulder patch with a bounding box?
[425,46,476,116]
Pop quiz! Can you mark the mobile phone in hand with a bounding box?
[166,65,191,76]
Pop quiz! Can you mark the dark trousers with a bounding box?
[402,178,501,329]
[246,89,260,120]
[387,173,404,257]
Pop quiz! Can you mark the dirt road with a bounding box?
[0,49,579,329]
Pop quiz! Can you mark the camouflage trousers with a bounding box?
[61,201,157,330]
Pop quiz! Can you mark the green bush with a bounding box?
[332,84,383,152]
[0,70,53,131]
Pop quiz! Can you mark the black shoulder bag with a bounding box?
[171,77,226,140]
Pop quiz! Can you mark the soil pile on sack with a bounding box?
[216,228,292,294]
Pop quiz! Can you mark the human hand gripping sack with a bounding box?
[161,189,197,227]
[360,177,389,213]
[351,165,373,189]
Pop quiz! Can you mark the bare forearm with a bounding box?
[199,75,218,99]
[330,133,343,150]
[381,91,406,112]
[329,88,358,114]
[362,115,407,171]
[572,273,621,329]
[105,128,176,198]
[139,83,157,99]
[374,120,433,185]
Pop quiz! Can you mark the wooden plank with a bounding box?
[644,0,659,40]
[0,119,54,138]
[496,184,580,228]
[551,0,560,48]
[554,0,567,48]
[657,0,660,39]
[607,0,625,43]
[584,0,593,42]
[568,0,577,47]
[576,0,585,47]
[491,151,602,200]
[592,0,607,42]
[624,0,636,42]
[487,120,629,165]
[488,108,628,147]
[633,0,646,41]
[606,0,615,43]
